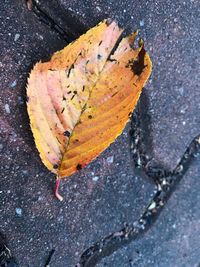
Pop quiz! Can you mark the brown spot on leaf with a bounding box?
[56,137,61,144]
[112,92,118,97]
[67,64,74,77]
[76,163,82,170]
[127,45,146,75]
[108,58,117,62]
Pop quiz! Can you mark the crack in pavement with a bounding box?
[26,0,88,42]
[75,107,200,266]
[0,232,18,267]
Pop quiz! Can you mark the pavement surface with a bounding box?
[0,0,199,266]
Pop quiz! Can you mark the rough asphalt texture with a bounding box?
[0,0,200,266]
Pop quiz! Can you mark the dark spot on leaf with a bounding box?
[97,54,102,60]
[56,137,61,144]
[88,115,92,119]
[82,85,85,92]
[61,107,65,113]
[128,45,146,75]
[71,95,75,100]
[67,91,72,94]
[63,130,70,137]
[66,64,74,77]
[86,60,89,65]
[112,92,118,97]
[53,164,58,169]
[73,91,77,94]
[76,163,82,170]
[108,58,117,62]
[26,96,29,102]
[63,96,66,101]
[98,40,102,46]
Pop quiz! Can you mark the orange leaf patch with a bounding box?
[27,19,152,200]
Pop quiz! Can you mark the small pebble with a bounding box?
[139,19,145,27]
[17,96,24,105]
[96,6,101,11]
[148,201,156,210]
[15,208,22,216]
[180,108,186,114]
[174,18,178,23]
[38,196,43,201]
[22,170,28,175]
[178,87,184,96]
[14,33,20,42]
[107,156,114,163]
[92,176,99,182]
[10,80,17,88]
[5,103,11,114]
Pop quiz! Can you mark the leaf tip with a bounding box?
[138,38,144,48]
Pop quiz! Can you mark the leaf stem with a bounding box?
[54,177,63,201]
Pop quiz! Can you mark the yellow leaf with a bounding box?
[27,19,152,200]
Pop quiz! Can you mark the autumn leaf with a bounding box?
[27,19,152,200]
